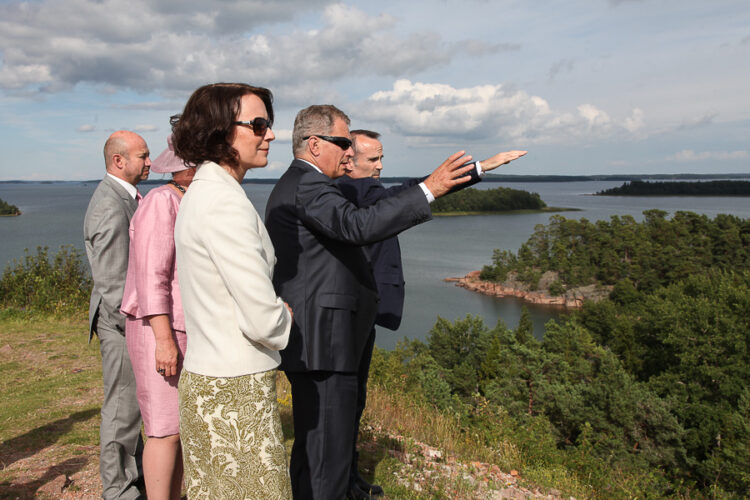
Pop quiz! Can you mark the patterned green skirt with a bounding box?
[179,369,292,500]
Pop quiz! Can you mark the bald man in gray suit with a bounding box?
[84,130,151,500]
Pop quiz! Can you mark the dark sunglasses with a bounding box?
[234,117,271,136]
[303,135,352,150]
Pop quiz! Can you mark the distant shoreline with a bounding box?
[3,173,750,184]
[596,180,750,197]
[434,206,579,216]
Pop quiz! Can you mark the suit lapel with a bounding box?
[102,175,138,216]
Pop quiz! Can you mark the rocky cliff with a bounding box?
[445,270,612,308]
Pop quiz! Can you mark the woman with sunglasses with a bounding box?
[172,83,293,499]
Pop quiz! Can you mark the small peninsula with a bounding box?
[431,186,572,215]
[596,180,750,196]
[454,209,750,306]
[0,197,21,216]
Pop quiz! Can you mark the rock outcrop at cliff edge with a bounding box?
[446,270,612,308]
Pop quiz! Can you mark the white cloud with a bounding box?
[133,124,158,132]
[115,101,185,112]
[577,104,611,130]
[623,108,645,133]
[667,150,749,162]
[273,129,293,143]
[265,160,287,172]
[677,112,718,130]
[356,79,643,144]
[77,124,95,132]
[0,1,497,104]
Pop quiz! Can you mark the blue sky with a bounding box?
[0,0,748,180]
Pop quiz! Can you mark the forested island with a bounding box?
[431,186,566,215]
[430,210,750,496]
[479,210,749,292]
[597,179,750,196]
[0,197,20,216]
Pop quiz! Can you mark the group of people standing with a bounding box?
[84,82,525,500]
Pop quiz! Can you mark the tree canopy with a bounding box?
[0,197,20,215]
[372,270,750,497]
[480,210,750,291]
[431,186,546,214]
[597,180,750,196]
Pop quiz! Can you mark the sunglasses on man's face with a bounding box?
[234,117,271,136]
[303,135,353,150]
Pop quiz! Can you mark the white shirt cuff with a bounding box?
[419,182,435,203]
[475,161,484,176]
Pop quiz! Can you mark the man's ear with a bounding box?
[307,136,320,157]
[112,153,125,170]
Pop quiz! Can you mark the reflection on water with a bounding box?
[2,180,749,348]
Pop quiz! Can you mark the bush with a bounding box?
[0,246,91,317]
[548,280,565,296]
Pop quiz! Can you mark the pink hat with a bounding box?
[151,135,189,174]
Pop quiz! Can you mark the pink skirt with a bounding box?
[125,317,187,437]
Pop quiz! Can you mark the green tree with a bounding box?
[515,306,534,344]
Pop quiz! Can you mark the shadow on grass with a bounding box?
[0,408,98,469]
[357,430,401,486]
[0,456,87,499]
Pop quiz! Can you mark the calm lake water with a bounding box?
[2,179,749,349]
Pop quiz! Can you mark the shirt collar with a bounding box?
[106,173,138,199]
[297,158,323,174]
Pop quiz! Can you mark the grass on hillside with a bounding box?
[0,316,100,499]
[0,315,573,499]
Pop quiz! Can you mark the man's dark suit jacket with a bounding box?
[265,159,433,373]
[337,166,482,331]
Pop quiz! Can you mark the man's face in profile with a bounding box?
[316,118,354,179]
[349,135,383,179]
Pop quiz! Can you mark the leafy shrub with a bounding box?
[0,245,91,317]
[548,280,565,296]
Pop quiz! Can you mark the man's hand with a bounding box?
[479,150,528,173]
[423,151,475,199]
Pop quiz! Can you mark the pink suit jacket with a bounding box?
[121,184,185,331]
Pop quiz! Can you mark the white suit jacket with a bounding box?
[174,162,291,377]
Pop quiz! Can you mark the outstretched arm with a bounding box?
[478,150,527,173]
[422,151,476,199]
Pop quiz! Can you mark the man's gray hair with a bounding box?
[292,105,350,156]
[350,129,381,152]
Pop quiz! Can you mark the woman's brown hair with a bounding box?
[171,83,274,169]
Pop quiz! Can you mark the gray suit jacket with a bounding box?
[265,159,432,372]
[84,175,138,341]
